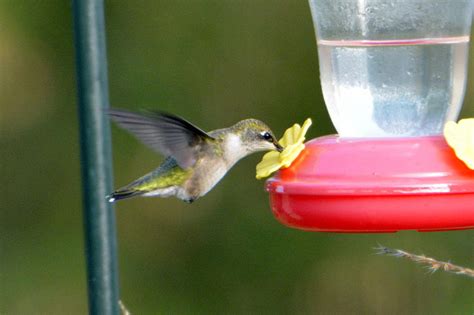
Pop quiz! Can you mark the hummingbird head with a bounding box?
[233,119,283,153]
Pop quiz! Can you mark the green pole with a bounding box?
[72,0,119,314]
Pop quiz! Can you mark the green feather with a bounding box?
[108,157,192,202]
[133,157,192,191]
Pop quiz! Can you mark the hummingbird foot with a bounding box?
[184,197,196,204]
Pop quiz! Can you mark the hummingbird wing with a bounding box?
[108,108,215,169]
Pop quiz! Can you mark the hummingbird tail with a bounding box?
[106,189,144,203]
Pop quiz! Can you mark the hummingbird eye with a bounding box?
[261,132,273,142]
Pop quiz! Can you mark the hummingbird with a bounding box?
[107,108,283,203]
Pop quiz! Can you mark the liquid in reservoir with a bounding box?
[317,36,469,137]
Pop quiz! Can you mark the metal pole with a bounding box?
[72,0,119,314]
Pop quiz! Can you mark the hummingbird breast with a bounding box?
[184,158,229,198]
[183,133,247,199]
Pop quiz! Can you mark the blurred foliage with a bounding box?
[1,1,473,314]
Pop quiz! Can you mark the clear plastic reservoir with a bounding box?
[309,0,473,137]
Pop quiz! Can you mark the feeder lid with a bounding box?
[266,135,474,232]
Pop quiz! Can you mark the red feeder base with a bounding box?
[266,135,474,233]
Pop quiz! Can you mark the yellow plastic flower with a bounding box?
[443,118,474,170]
[256,118,312,179]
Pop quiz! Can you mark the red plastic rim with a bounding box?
[266,135,474,233]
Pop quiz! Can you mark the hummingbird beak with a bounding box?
[274,142,284,152]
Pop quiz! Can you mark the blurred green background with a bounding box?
[1,1,473,314]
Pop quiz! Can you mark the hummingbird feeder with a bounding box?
[266,0,474,232]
